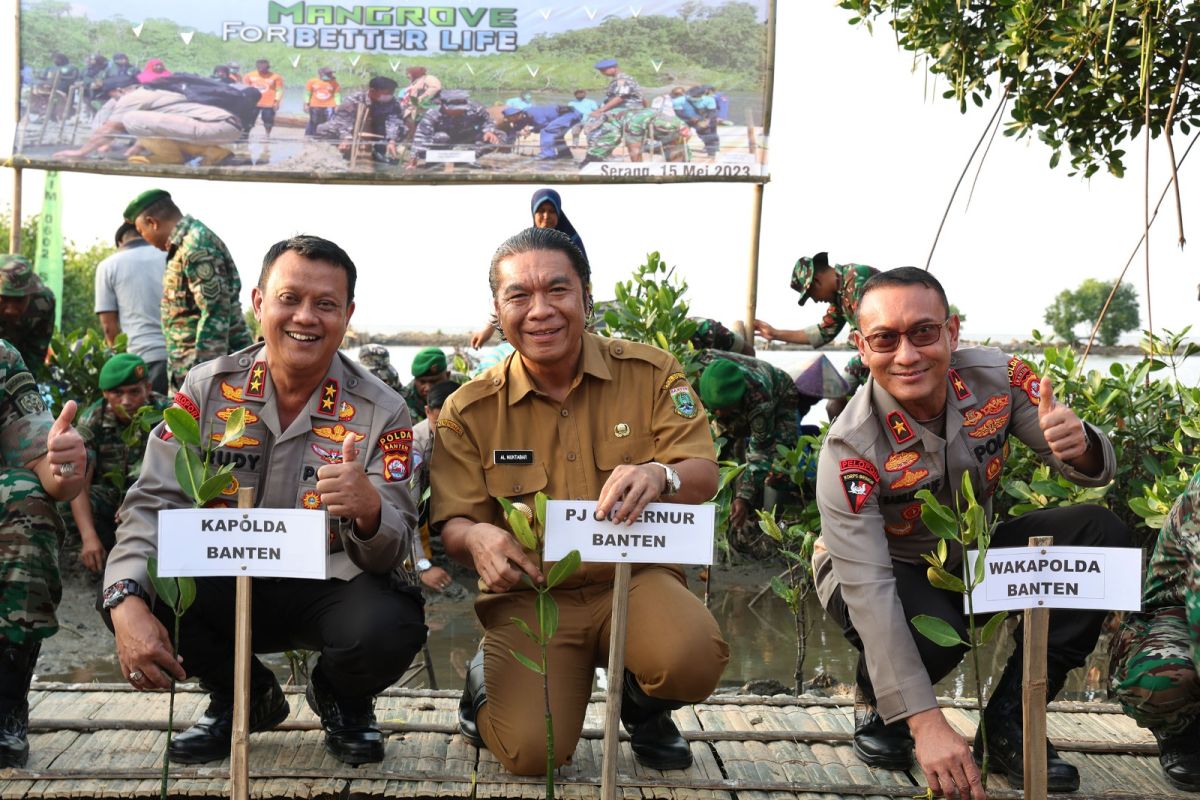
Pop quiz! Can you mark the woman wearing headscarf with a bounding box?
[469,188,590,348]
[136,58,171,84]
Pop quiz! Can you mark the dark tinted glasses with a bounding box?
[860,319,950,353]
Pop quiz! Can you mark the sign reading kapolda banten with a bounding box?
[157,507,328,579]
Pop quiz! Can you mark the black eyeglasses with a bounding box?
[860,319,950,353]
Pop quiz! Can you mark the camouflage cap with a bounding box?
[99,353,148,390]
[123,188,171,223]
[0,255,43,298]
[358,344,390,367]
[789,251,829,306]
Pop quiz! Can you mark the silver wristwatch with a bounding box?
[651,462,681,496]
[415,558,433,574]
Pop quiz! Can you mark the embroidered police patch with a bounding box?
[889,468,929,490]
[245,361,267,398]
[839,458,879,514]
[670,385,698,418]
[885,410,914,444]
[883,450,919,472]
[379,428,414,482]
[316,378,339,416]
[173,391,200,421]
[948,368,971,400]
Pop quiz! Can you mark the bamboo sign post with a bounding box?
[230,488,255,800]
[600,563,632,800]
[1022,535,1053,800]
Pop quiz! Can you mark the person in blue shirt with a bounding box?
[504,91,533,110]
[567,89,599,145]
[500,104,582,160]
[675,86,720,156]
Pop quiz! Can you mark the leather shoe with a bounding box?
[168,680,289,764]
[1154,721,1200,791]
[458,650,486,748]
[852,708,913,770]
[620,670,692,771]
[305,670,384,764]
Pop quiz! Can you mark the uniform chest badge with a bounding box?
[886,410,914,444]
[839,458,879,514]
[889,468,929,490]
[968,413,1009,439]
[379,428,414,482]
[220,381,244,403]
[338,400,356,421]
[614,422,630,438]
[301,490,322,510]
[948,369,971,401]
[884,450,919,472]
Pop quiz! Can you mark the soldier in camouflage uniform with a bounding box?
[694,350,801,533]
[754,252,879,406]
[358,344,402,393]
[1109,470,1200,790]
[316,76,405,164]
[689,318,753,355]
[0,339,87,767]
[581,107,690,165]
[0,257,56,373]
[400,348,469,423]
[66,354,169,573]
[580,59,643,146]
[123,189,253,392]
[407,90,500,166]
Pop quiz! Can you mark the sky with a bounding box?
[2,2,1196,343]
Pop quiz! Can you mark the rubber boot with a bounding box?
[619,670,692,771]
[852,706,914,770]
[973,656,1080,792]
[457,649,486,748]
[0,641,41,768]
[1152,717,1200,792]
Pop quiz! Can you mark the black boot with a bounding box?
[852,707,914,770]
[619,670,692,771]
[168,676,289,764]
[1153,718,1200,791]
[305,666,385,765]
[973,658,1080,792]
[0,641,41,768]
[457,649,486,748]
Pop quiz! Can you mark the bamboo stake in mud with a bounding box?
[600,562,632,800]
[1023,535,1052,800]
[348,99,368,170]
[231,486,255,800]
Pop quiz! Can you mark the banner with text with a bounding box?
[16,0,771,183]
[965,546,1143,614]
[544,499,715,565]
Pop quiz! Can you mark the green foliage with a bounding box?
[1043,279,1140,346]
[757,505,818,693]
[164,405,244,507]
[44,328,125,414]
[604,252,700,373]
[710,454,747,563]
[146,555,196,800]
[838,1,1200,178]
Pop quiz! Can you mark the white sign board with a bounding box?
[543,500,715,565]
[157,508,328,580]
[965,546,1142,613]
[425,149,477,163]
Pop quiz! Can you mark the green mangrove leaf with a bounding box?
[920,503,959,540]
[546,550,581,589]
[756,510,783,542]
[911,614,968,649]
[197,471,236,505]
[928,566,966,594]
[163,406,200,447]
[535,492,548,527]
[509,616,538,643]
[174,447,205,506]
[508,508,538,551]
[960,471,977,507]
[537,592,559,640]
[216,407,247,448]
[978,610,1009,645]
[147,556,179,611]
[936,538,948,564]
[178,576,197,614]
[497,497,515,517]
[510,650,544,675]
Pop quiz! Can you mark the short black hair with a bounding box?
[369,76,399,92]
[114,221,139,246]
[425,380,459,410]
[488,227,592,333]
[259,234,357,305]
[141,195,181,222]
[860,267,950,317]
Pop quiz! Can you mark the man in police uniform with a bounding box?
[755,252,878,408]
[0,341,86,767]
[1109,471,1200,790]
[67,353,169,573]
[814,268,1129,798]
[102,235,426,766]
[431,227,729,776]
[124,189,253,391]
[0,257,56,373]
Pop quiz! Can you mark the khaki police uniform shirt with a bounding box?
[812,346,1116,722]
[105,343,417,596]
[430,333,715,590]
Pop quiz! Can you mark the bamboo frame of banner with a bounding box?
[10,1,21,254]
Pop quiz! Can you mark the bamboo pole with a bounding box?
[744,183,765,345]
[10,169,21,253]
[349,99,368,170]
[10,2,21,255]
[33,70,59,147]
[231,487,255,800]
[600,562,632,800]
[1023,535,1053,800]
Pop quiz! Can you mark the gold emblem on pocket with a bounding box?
[614,422,630,438]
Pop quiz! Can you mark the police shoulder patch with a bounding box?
[839,458,879,514]
[174,391,200,421]
[437,417,464,437]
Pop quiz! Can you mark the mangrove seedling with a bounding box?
[756,508,817,694]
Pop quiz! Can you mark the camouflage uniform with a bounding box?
[798,261,877,393]
[690,318,745,353]
[604,71,643,111]
[72,393,170,550]
[358,345,402,390]
[0,340,63,645]
[161,216,253,390]
[694,349,799,502]
[0,260,56,373]
[410,101,497,160]
[586,108,690,162]
[1110,469,1200,735]
[400,372,469,423]
[316,90,405,144]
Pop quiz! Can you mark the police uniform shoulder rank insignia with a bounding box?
[379,427,413,482]
[886,410,914,444]
[245,361,267,398]
[316,378,339,416]
[948,368,971,400]
[839,458,878,514]
[670,385,697,418]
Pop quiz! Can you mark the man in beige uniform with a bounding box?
[102,235,426,767]
[814,268,1130,798]
[431,227,729,776]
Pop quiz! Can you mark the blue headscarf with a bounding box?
[530,188,588,264]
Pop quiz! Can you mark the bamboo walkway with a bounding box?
[0,683,1182,799]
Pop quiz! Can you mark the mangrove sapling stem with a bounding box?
[965,578,989,785]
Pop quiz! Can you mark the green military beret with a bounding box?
[789,251,829,307]
[411,347,447,378]
[99,353,148,390]
[699,359,746,410]
[123,188,171,222]
[0,255,42,298]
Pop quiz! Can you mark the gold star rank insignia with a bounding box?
[948,368,971,401]
[886,410,914,444]
[245,361,267,398]
[316,378,340,416]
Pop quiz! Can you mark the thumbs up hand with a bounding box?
[38,400,86,500]
[316,430,382,536]
[1036,376,1090,462]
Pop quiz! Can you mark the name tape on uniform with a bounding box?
[965,546,1142,613]
[157,508,328,579]
[543,500,714,565]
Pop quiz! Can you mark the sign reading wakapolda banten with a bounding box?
[157,508,328,579]
[544,500,715,565]
[965,546,1142,614]
[16,1,772,183]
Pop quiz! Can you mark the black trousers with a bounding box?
[825,504,1132,704]
[105,572,426,700]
